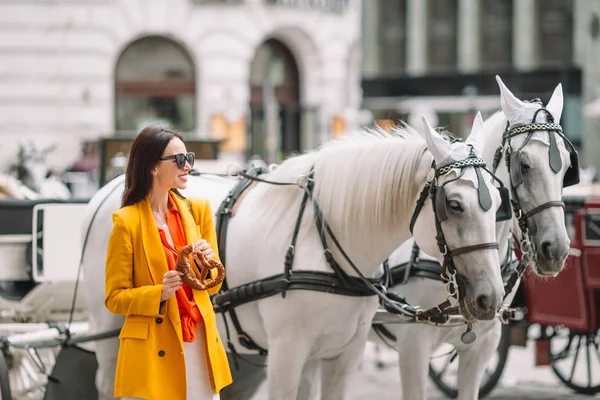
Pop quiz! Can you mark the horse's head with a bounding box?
[412,114,504,320]
[496,76,575,276]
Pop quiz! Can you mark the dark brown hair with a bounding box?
[121,125,183,208]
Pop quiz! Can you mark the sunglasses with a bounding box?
[159,152,195,169]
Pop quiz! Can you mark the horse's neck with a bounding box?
[313,141,429,277]
[481,113,513,264]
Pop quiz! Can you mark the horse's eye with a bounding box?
[521,162,531,170]
[448,200,463,212]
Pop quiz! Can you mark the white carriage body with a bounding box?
[0,200,90,324]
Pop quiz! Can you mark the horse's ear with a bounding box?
[496,75,525,121]
[421,116,453,164]
[465,112,485,156]
[546,83,564,122]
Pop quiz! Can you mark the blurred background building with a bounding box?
[0,0,362,191]
[361,0,600,175]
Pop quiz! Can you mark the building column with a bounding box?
[361,0,380,77]
[458,0,479,72]
[406,0,427,75]
[513,0,537,71]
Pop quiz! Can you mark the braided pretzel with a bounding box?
[175,244,225,291]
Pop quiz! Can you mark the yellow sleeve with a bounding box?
[200,200,224,295]
[104,213,165,317]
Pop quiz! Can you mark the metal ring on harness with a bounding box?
[296,174,313,189]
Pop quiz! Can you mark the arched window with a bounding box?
[115,36,196,133]
[249,39,301,161]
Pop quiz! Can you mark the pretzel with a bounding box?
[175,244,225,291]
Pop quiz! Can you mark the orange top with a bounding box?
[158,195,202,342]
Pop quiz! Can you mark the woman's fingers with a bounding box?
[193,239,208,250]
[164,270,183,279]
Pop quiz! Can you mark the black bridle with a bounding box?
[492,102,580,264]
[407,150,508,321]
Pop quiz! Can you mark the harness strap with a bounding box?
[449,242,499,257]
[520,200,565,221]
[214,166,389,359]
[215,167,269,357]
[282,186,311,298]
[402,240,421,285]
[305,171,387,292]
[409,182,431,234]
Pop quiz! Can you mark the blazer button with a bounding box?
[156,317,163,324]
[158,350,165,357]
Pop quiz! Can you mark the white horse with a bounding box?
[377,76,576,400]
[81,117,505,400]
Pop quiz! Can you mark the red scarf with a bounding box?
[157,196,202,342]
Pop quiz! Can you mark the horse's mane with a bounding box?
[254,123,430,255]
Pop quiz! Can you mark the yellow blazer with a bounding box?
[104,191,232,399]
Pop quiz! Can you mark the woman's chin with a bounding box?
[176,176,189,189]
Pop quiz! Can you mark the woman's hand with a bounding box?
[161,270,183,301]
[193,239,214,260]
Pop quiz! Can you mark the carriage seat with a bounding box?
[0,199,88,301]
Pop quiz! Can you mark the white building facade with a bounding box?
[0,0,363,173]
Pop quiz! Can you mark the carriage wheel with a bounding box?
[0,345,59,400]
[428,324,511,399]
[550,328,600,395]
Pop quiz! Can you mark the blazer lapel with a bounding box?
[138,198,168,286]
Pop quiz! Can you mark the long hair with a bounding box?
[121,125,183,208]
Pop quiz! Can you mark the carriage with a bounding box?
[0,197,94,399]
[428,183,600,398]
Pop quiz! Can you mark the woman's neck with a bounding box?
[148,186,170,214]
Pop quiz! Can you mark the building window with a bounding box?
[249,39,303,162]
[427,0,458,72]
[480,0,513,69]
[537,0,573,66]
[115,36,196,134]
[378,0,407,75]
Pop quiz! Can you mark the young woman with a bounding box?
[104,125,232,400]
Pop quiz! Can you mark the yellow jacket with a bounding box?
[104,191,232,399]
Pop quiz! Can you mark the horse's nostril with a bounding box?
[476,294,493,311]
[541,241,553,259]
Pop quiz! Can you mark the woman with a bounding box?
[104,125,232,400]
